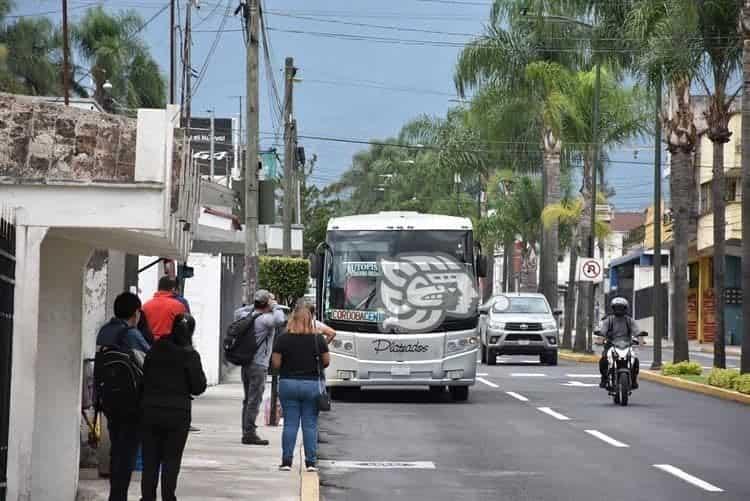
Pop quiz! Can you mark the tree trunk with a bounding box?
[665,79,697,363]
[575,155,594,353]
[741,17,750,373]
[670,148,693,363]
[541,131,561,310]
[562,239,577,350]
[709,121,730,369]
[503,238,513,292]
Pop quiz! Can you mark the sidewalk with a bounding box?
[689,340,742,357]
[77,383,301,501]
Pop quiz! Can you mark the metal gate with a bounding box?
[0,209,16,501]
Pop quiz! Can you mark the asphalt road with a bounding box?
[318,356,750,501]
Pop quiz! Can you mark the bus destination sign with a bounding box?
[328,309,384,323]
[345,262,380,277]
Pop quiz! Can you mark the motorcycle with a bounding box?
[595,331,648,406]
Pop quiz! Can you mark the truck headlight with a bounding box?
[331,339,356,355]
[543,321,557,330]
[489,321,505,330]
[447,335,478,353]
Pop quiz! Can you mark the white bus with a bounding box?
[310,212,487,401]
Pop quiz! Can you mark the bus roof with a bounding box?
[327,212,473,232]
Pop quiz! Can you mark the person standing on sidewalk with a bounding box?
[95,292,150,501]
[140,313,207,501]
[142,276,187,341]
[271,301,330,472]
[234,289,286,445]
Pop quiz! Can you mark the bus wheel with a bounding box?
[450,386,469,402]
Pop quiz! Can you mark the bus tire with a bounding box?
[450,386,469,402]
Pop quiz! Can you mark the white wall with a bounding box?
[81,252,109,360]
[184,253,222,385]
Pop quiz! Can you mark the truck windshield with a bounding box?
[492,296,550,314]
[324,230,476,332]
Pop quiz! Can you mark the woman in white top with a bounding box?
[305,303,336,343]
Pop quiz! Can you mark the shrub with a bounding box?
[707,368,740,389]
[662,361,703,376]
[258,256,310,306]
[733,374,750,395]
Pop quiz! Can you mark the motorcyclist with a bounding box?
[598,297,640,389]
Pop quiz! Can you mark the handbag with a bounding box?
[313,334,332,412]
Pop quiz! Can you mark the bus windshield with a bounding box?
[324,230,476,332]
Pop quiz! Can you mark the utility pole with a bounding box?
[243,0,260,303]
[652,78,664,370]
[183,2,193,123]
[586,62,601,354]
[454,172,461,216]
[169,0,176,104]
[209,108,215,179]
[283,57,296,256]
[61,0,70,106]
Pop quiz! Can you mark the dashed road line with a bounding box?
[584,430,629,448]
[505,391,529,402]
[653,464,724,492]
[566,374,600,378]
[511,373,547,377]
[319,460,436,470]
[477,377,499,388]
[536,407,570,421]
[477,372,489,376]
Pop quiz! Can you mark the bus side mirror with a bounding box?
[310,253,323,279]
[476,255,488,278]
[553,310,563,317]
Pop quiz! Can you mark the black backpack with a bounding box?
[224,312,267,366]
[94,327,143,418]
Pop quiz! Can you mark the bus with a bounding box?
[310,211,487,401]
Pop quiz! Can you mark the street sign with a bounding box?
[577,258,603,283]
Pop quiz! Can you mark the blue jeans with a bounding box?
[279,378,320,465]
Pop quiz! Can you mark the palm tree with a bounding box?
[693,0,743,369]
[627,0,702,363]
[0,16,61,95]
[74,6,166,111]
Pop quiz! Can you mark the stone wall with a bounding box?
[0,93,137,183]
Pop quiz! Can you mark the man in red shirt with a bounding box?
[142,276,188,340]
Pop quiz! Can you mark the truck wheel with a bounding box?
[481,345,487,364]
[546,351,558,366]
[450,386,469,401]
[486,348,497,366]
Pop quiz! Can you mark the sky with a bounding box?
[14,0,661,212]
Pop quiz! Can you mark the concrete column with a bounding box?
[31,235,92,501]
[7,224,47,501]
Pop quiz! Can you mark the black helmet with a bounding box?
[611,297,628,316]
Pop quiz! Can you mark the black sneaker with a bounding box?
[631,380,639,389]
[599,378,607,389]
[279,462,292,471]
[242,434,270,446]
[305,461,318,472]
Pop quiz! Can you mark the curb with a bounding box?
[559,350,600,364]
[301,470,320,501]
[640,371,750,405]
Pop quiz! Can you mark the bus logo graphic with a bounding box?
[376,252,479,333]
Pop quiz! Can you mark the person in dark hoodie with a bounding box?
[96,292,150,501]
[140,313,207,501]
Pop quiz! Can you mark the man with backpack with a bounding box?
[95,292,150,501]
[227,289,286,445]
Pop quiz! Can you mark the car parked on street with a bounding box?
[479,293,561,366]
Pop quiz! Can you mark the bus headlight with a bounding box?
[331,338,356,355]
[447,335,478,353]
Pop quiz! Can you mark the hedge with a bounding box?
[662,361,702,376]
[707,368,740,390]
[258,256,310,307]
[733,374,750,395]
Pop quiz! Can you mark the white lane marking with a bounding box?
[566,374,601,378]
[653,464,724,492]
[537,407,570,421]
[506,391,529,402]
[319,460,436,470]
[477,372,489,376]
[561,381,599,387]
[584,430,629,448]
[477,377,499,388]
[511,373,547,377]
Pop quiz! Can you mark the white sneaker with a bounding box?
[279,463,292,471]
[305,465,318,472]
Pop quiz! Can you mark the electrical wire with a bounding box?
[190,0,233,97]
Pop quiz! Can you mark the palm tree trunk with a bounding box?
[541,131,561,311]
[670,148,693,363]
[710,125,730,369]
[562,240,577,350]
[575,156,594,353]
[741,15,750,373]
[503,238,513,292]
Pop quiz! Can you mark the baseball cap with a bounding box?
[254,289,272,305]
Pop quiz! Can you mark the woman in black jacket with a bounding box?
[140,313,207,501]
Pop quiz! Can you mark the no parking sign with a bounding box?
[577,258,603,283]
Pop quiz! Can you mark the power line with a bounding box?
[190,0,233,97]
